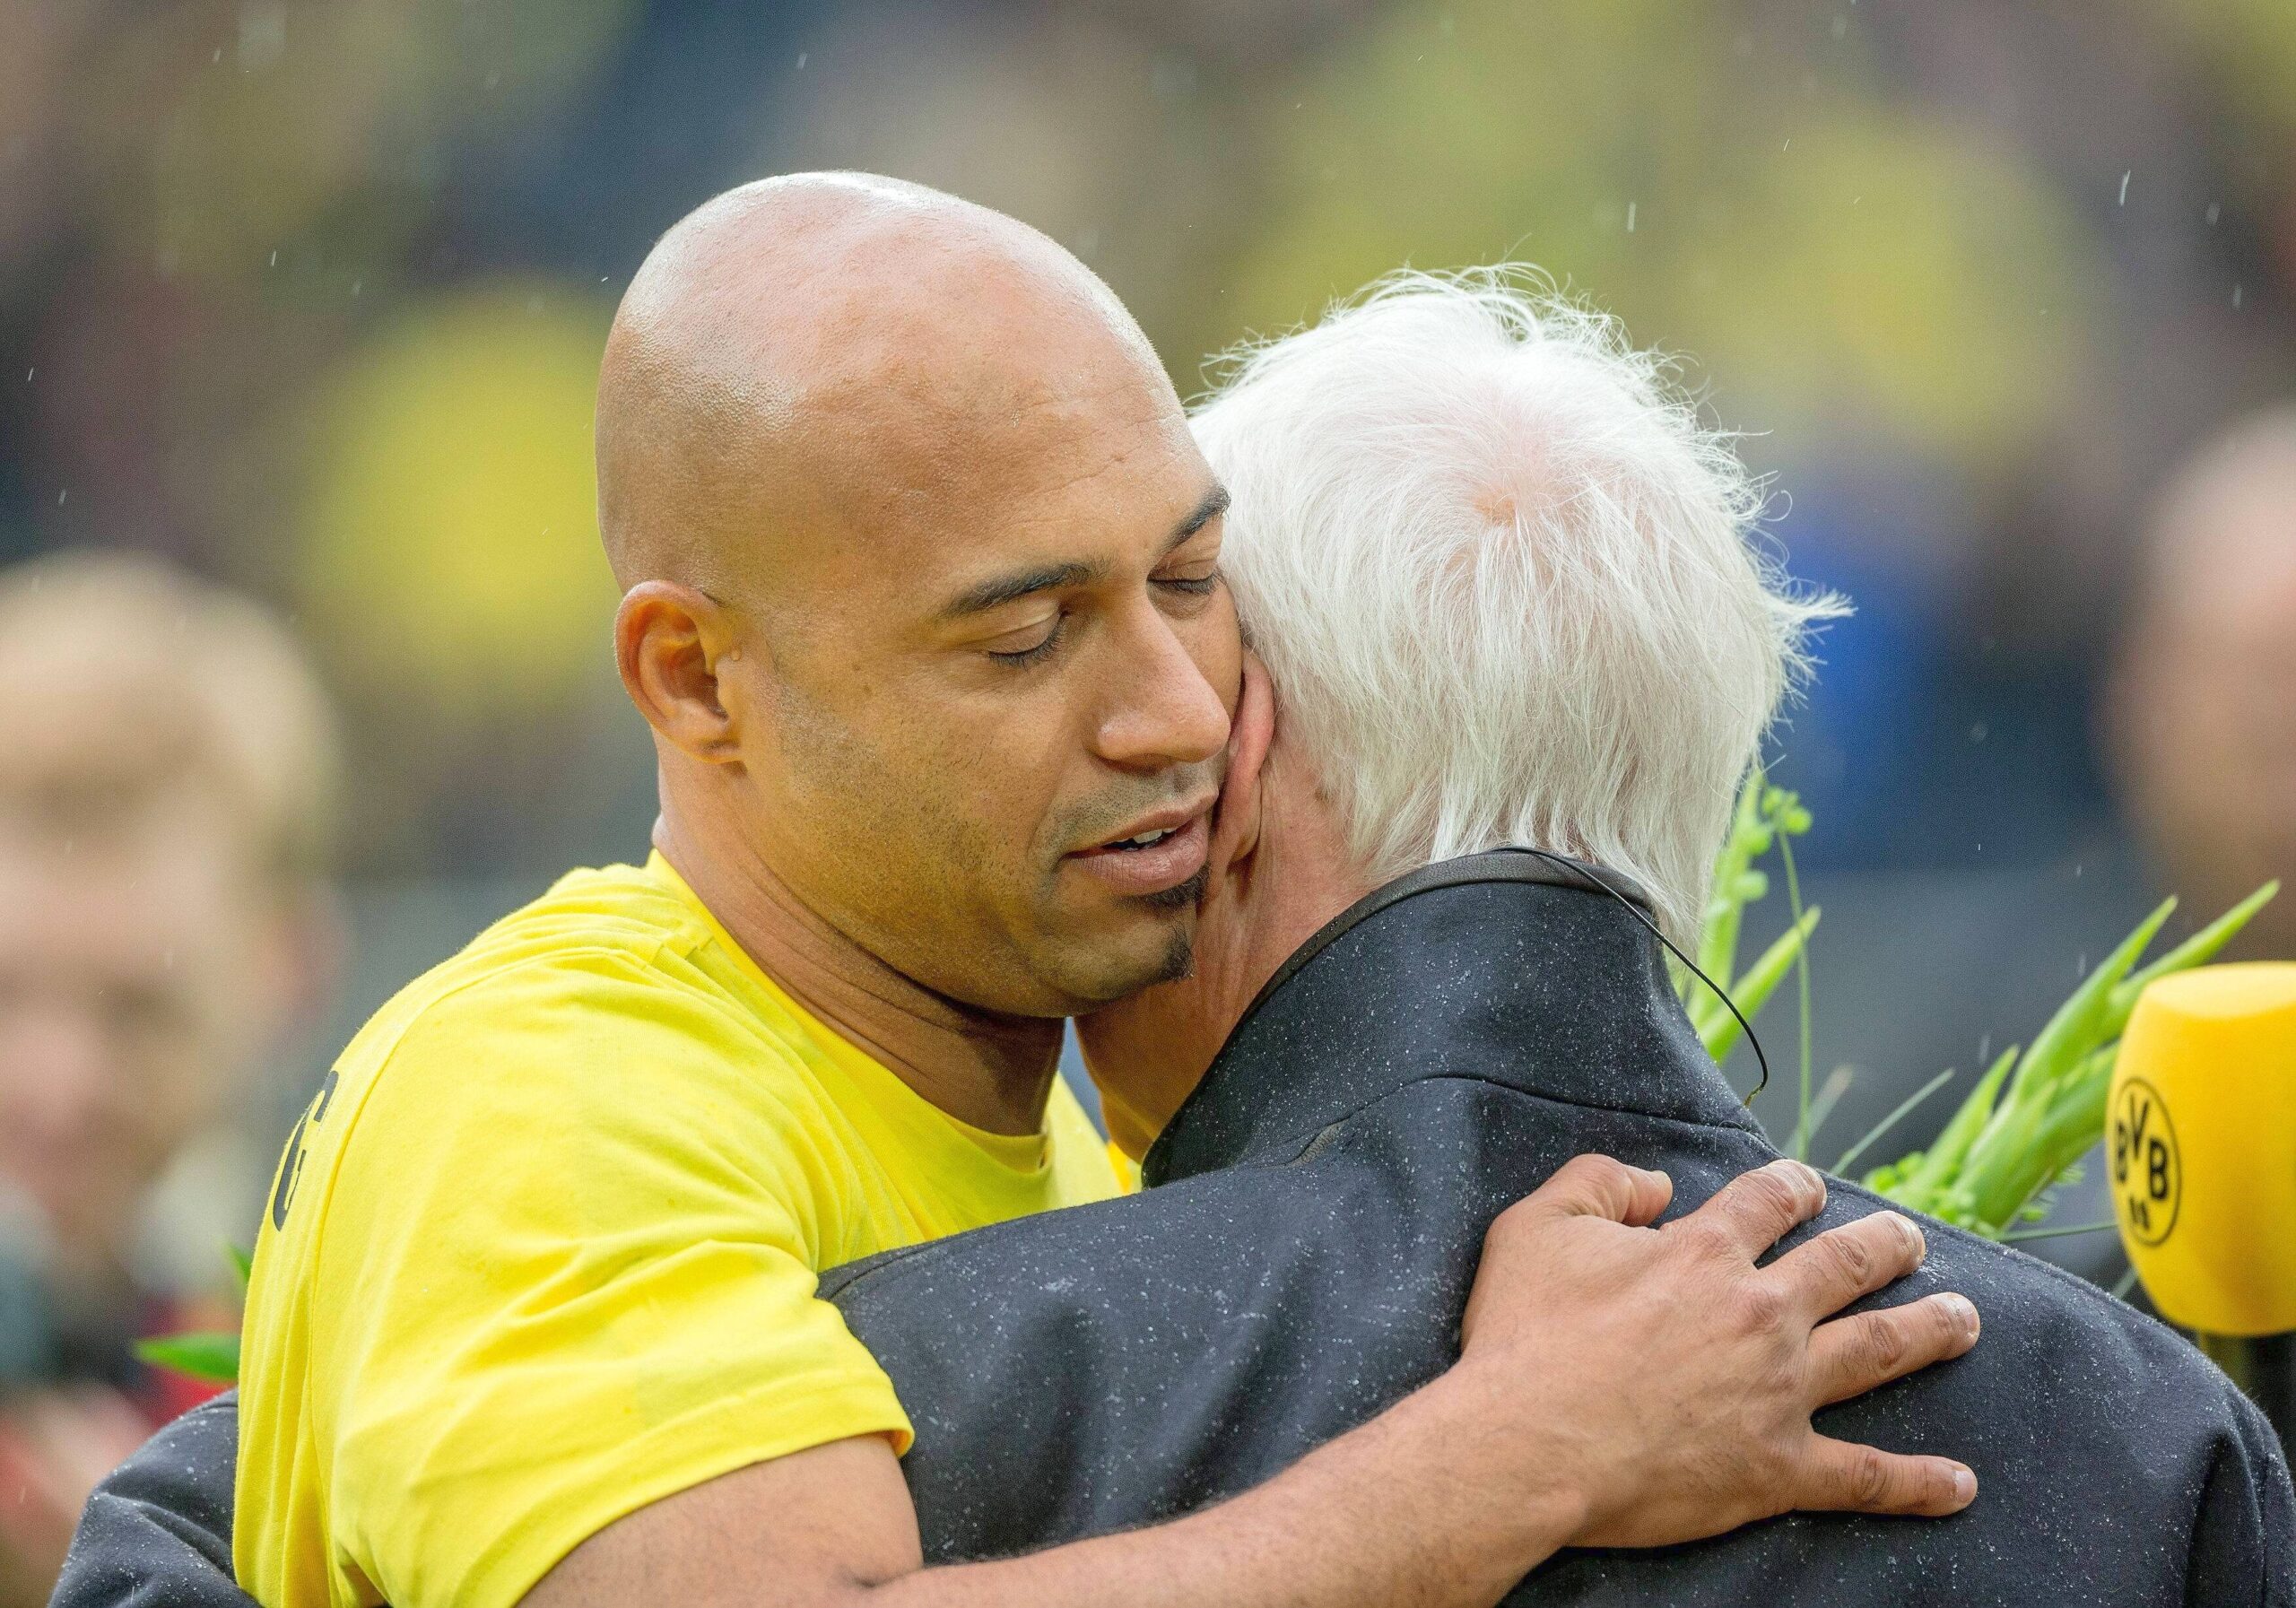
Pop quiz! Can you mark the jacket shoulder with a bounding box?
[54,1391,254,1608]
[1840,1178,2228,1383]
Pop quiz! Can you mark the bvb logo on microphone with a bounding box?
[2111,1076,2181,1247]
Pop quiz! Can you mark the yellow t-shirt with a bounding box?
[234,854,1118,1608]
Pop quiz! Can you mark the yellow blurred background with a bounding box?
[4,0,2295,1315]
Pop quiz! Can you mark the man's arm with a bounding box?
[528,1158,1980,1608]
[51,1395,244,1608]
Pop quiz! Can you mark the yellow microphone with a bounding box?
[2111,961,2296,1439]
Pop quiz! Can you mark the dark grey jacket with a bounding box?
[53,855,2296,1606]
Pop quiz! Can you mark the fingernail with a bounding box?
[1887,1212,1925,1261]
[1952,1466,1976,1504]
[1944,1293,1979,1338]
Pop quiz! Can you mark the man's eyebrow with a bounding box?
[1168,483,1231,551]
[938,561,1102,621]
[936,486,1228,621]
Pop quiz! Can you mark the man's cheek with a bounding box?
[1188,597,1246,716]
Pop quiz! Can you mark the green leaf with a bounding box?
[1701,905,1821,1062]
[1947,902,2177,1231]
[2103,881,2279,1038]
[1877,1046,2016,1213]
[2016,897,2175,1093]
[135,1331,240,1385]
[1968,1044,2118,1233]
[1692,774,1771,999]
[1864,1152,1918,1194]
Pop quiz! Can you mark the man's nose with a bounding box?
[1093,604,1231,770]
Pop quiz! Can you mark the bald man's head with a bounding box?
[597,173,1165,607]
[604,174,1241,1024]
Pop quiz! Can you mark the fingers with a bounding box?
[1519,1153,1674,1228]
[1673,1159,1826,1259]
[1808,1291,1981,1406]
[1770,1209,1927,1319]
[1796,1436,1977,1517]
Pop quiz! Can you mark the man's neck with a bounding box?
[652,807,1063,1137]
[1220,783,1368,1031]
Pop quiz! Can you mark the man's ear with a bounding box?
[614,581,748,761]
[1209,650,1274,874]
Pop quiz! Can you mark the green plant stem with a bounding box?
[1800,1065,1855,1159]
[2002,1220,2117,1243]
[1779,828,1814,1160]
[1833,1066,1957,1178]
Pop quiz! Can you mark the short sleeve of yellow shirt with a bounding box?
[234,855,1118,1608]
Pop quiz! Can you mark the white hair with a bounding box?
[1190,269,1837,944]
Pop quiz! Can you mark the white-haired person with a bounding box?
[55,259,2283,1606]
[1092,271,1830,1154]
[822,273,2291,1601]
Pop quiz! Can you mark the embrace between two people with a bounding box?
[61,174,2292,1608]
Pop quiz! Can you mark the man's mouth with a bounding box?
[1065,797,1215,898]
[1106,826,1179,852]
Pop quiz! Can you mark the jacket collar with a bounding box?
[1143,850,1762,1186]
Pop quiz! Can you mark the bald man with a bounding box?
[227,176,1972,1608]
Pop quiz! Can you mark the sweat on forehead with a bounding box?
[595,172,1170,600]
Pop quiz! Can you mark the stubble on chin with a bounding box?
[1142,866,1206,986]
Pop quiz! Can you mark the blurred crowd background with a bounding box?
[3,0,2294,1595]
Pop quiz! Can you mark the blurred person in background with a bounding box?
[0,553,340,1605]
[2112,411,2296,962]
